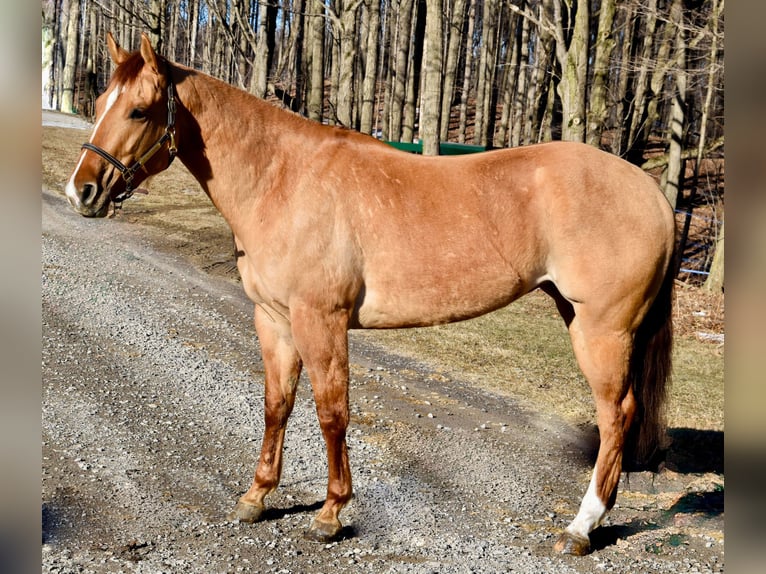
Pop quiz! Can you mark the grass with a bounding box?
[355,291,724,432]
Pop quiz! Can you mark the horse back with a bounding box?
[317,140,673,328]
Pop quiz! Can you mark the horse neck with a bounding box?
[170,63,298,221]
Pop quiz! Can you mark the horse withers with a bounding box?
[65,33,676,556]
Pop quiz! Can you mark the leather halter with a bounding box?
[81,75,177,205]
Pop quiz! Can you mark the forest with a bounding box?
[41,0,724,286]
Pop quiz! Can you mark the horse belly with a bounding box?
[353,267,529,329]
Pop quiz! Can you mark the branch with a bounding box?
[640,136,724,170]
[503,0,553,35]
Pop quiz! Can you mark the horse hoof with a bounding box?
[226,500,265,523]
[303,519,343,543]
[554,531,591,555]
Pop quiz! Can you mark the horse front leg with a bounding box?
[290,304,352,542]
[555,322,636,555]
[228,305,302,522]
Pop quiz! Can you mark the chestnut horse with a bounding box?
[65,34,676,556]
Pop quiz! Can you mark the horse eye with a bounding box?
[129,108,146,120]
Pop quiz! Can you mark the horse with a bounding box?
[65,33,676,556]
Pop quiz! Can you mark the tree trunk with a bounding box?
[530,3,553,143]
[703,220,724,293]
[42,1,57,109]
[168,0,180,62]
[624,0,657,154]
[251,0,278,97]
[473,0,499,146]
[336,0,362,128]
[439,0,467,141]
[694,0,722,181]
[661,0,686,209]
[457,0,476,143]
[402,0,425,142]
[389,0,414,140]
[642,4,676,147]
[586,0,616,148]
[360,0,381,134]
[329,0,341,125]
[421,0,443,155]
[610,2,635,155]
[60,0,81,114]
[147,0,165,51]
[510,11,530,147]
[307,0,326,122]
[189,0,200,67]
[382,1,398,139]
[495,12,519,148]
[554,0,589,143]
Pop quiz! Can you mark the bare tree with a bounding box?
[586,0,616,147]
[473,0,499,146]
[420,0,443,154]
[552,0,589,142]
[389,0,415,141]
[661,0,687,208]
[252,0,278,97]
[60,0,81,114]
[439,0,468,141]
[307,0,326,122]
[332,0,363,127]
[703,220,724,293]
[360,0,381,134]
[457,0,476,143]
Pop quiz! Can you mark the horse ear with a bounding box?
[139,33,160,75]
[106,32,129,65]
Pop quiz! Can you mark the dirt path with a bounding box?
[43,113,723,573]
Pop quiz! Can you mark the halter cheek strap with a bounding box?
[81,76,177,205]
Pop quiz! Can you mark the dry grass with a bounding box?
[355,282,724,432]
[43,120,724,433]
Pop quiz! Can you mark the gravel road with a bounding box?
[42,113,723,573]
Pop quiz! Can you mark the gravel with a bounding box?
[42,169,723,572]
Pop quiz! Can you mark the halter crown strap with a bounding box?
[81,71,177,205]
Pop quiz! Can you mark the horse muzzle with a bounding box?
[65,178,112,218]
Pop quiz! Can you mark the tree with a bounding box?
[388,0,415,141]
[332,0,363,127]
[60,0,81,114]
[359,0,381,134]
[456,0,476,143]
[420,0,443,155]
[307,0,326,122]
[552,0,589,142]
[439,0,468,142]
[252,0,278,97]
[473,0,499,146]
[660,0,686,209]
[586,0,616,148]
[703,220,724,293]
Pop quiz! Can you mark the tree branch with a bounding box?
[641,136,724,170]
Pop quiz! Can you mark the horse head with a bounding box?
[65,33,177,217]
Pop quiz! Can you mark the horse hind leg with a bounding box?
[554,315,637,555]
[228,306,303,522]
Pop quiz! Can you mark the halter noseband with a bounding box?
[81,75,177,206]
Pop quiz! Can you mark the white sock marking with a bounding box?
[566,465,607,539]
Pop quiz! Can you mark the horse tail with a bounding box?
[626,244,677,469]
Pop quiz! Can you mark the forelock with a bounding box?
[111,51,147,85]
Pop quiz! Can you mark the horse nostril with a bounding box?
[81,182,97,205]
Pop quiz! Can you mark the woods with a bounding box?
[41,0,724,286]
